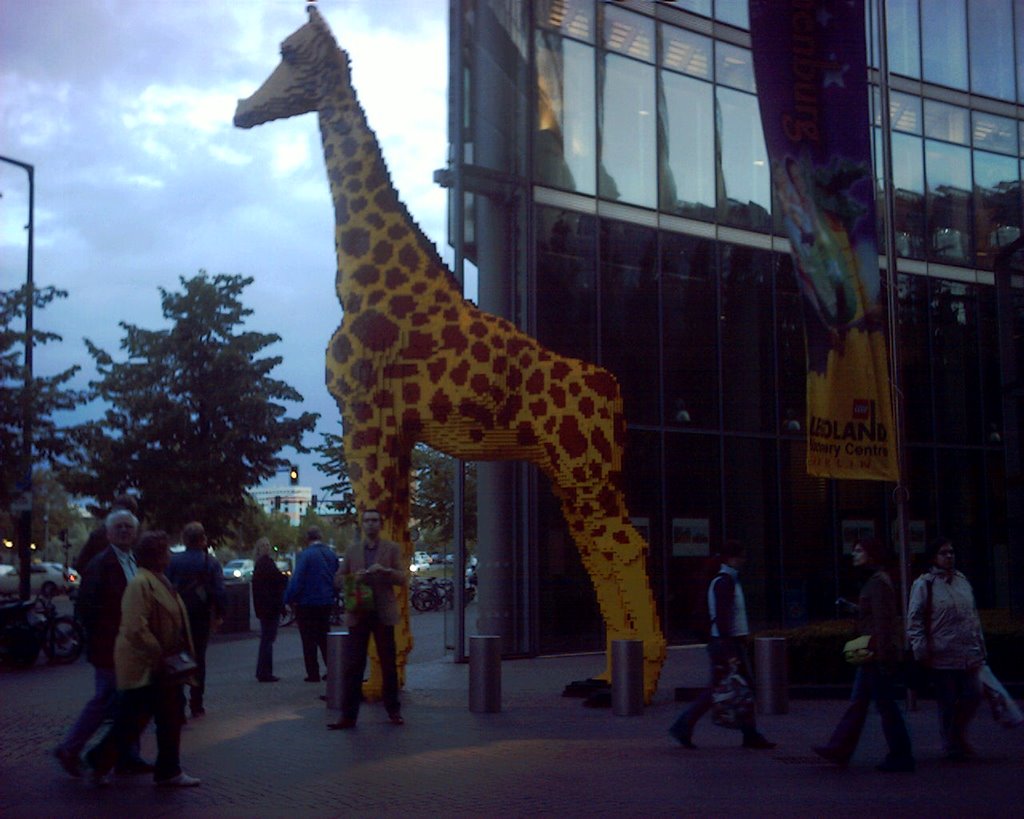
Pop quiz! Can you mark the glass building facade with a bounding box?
[447,0,1024,656]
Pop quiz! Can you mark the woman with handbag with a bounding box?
[907,537,986,760]
[813,538,914,772]
[85,531,201,787]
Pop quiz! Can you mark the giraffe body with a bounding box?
[235,7,666,701]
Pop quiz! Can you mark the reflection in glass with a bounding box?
[720,245,774,432]
[715,42,755,92]
[931,280,982,444]
[926,139,972,263]
[924,100,970,145]
[661,233,718,429]
[599,53,656,207]
[535,0,595,41]
[968,0,1015,101]
[892,132,926,259]
[535,34,596,194]
[600,221,659,424]
[602,3,654,62]
[973,150,1021,270]
[886,0,920,78]
[898,274,934,443]
[716,87,771,230]
[659,71,715,219]
[715,0,749,29]
[776,256,806,432]
[535,205,597,362]
[921,0,968,90]
[660,24,712,79]
[972,111,1018,155]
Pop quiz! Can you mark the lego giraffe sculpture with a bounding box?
[235,6,666,701]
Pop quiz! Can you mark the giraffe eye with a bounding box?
[281,45,297,64]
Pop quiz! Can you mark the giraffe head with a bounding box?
[234,6,351,130]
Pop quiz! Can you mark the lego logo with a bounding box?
[852,399,871,419]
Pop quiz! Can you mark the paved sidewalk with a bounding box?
[1,615,1022,817]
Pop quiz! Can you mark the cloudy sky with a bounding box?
[1,0,453,496]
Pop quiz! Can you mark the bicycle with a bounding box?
[31,595,85,664]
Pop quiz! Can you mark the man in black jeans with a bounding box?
[668,539,775,750]
[285,527,339,683]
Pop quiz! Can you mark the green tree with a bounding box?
[410,444,476,546]
[64,272,318,544]
[0,285,85,515]
[312,431,357,526]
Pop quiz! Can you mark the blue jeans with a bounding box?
[59,666,117,756]
[931,668,981,755]
[669,638,758,739]
[821,664,913,763]
[88,683,185,782]
[256,616,278,680]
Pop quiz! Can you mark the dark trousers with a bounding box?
[932,668,981,755]
[341,613,399,720]
[296,604,331,680]
[820,664,913,763]
[670,637,758,739]
[87,683,186,782]
[188,614,211,710]
[256,616,278,680]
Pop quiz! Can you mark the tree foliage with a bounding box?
[63,272,317,544]
[0,285,85,514]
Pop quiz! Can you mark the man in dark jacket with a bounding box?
[54,509,151,777]
[167,521,226,718]
[252,537,288,682]
[284,527,338,683]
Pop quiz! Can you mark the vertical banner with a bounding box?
[749,0,898,481]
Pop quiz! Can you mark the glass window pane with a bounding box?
[887,0,921,78]
[1018,0,1024,103]
[602,3,654,62]
[889,91,923,134]
[973,111,1018,155]
[660,24,712,79]
[714,0,749,29]
[675,0,712,17]
[599,221,660,424]
[535,34,597,194]
[931,280,982,443]
[898,273,934,443]
[973,150,1022,269]
[715,42,755,92]
[535,205,597,362]
[924,100,970,145]
[536,0,595,42]
[599,53,657,207]
[969,0,1015,100]
[922,0,968,89]
[892,132,926,259]
[775,256,806,435]
[716,87,771,230]
[926,139,973,262]
[720,244,774,433]
[978,287,1003,440]
[659,72,715,218]
[662,233,718,429]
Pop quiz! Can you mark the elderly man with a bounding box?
[54,509,152,777]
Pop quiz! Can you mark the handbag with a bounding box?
[710,658,755,728]
[343,574,375,614]
[158,649,198,683]
[843,635,874,665]
[979,664,1024,728]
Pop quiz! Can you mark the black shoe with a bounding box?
[304,676,321,683]
[190,706,206,718]
[53,747,82,778]
[327,718,356,730]
[742,733,777,750]
[257,676,280,683]
[876,756,915,773]
[388,712,405,726]
[668,725,696,749]
[812,745,849,766]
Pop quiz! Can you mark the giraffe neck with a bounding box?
[316,70,451,311]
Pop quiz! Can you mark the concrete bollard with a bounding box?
[754,636,788,715]
[611,639,644,716]
[326,630,348,711]
[469,635,501,713]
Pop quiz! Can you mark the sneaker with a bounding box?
[812,745,849,766]
[742,733,777,750]
[668,725,697,749]
[156,772,201,787]
[53,746,82,778]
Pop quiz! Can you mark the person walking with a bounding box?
[328,508,407,729]
[166,521,225,718]
[906,536,985,760]
[252,537,287,682]
[285,527,339,683]
[85,530,201,787]
[668,540,775,750]
[813,537,915,772]
[54,509,152,777]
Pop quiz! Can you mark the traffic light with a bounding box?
[274,496,281,511]
[311,494,318,508]
[289,465,299,485]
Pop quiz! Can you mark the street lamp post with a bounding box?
[1,155,35,601]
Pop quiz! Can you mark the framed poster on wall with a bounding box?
[672,518,710,557]
[841,519,876,554]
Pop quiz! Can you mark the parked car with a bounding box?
[222,558,255,582]
[41,562,80,590]
[0,563,69,598]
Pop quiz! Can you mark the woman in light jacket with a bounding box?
[85,531,201,786]
[907,537,985,760]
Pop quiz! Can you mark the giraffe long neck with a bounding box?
[316,68,451,313]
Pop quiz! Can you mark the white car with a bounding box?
[222,559,255,582]
[0,562,68,598]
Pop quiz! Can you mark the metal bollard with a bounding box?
[469,635,501,713]
[326,630,348,710]
[754,637,788,715]
[611,639,644,716]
